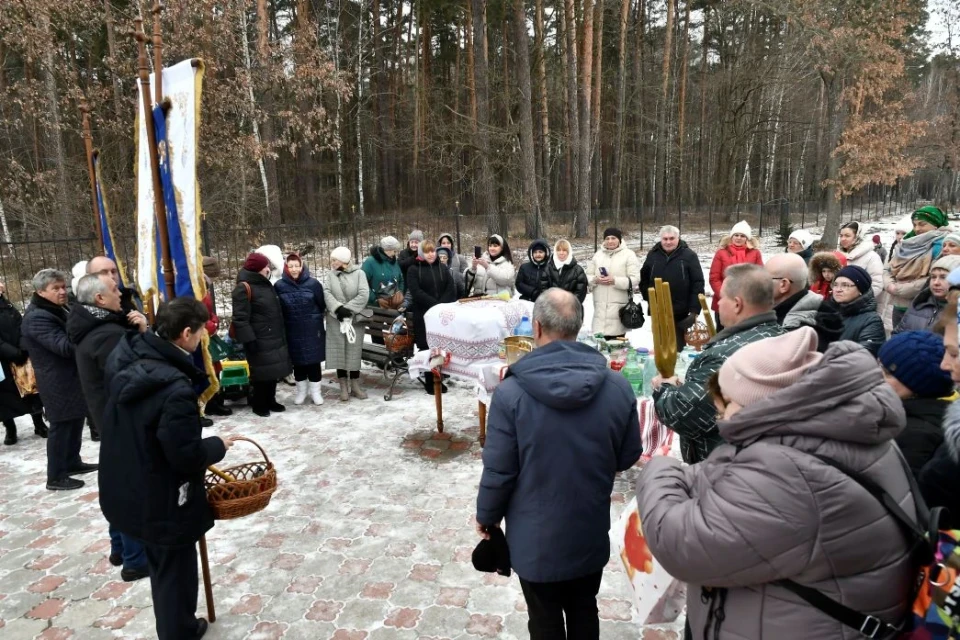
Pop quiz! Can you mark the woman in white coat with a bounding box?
[465,235,516,297]
[837,221,883,298]
[587,227,641,339]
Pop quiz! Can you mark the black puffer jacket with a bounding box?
[0,295,29,422]
[639,241,705,319]
[231,269,292,381]
[408,258,457,350]
[547,257,588,302]
[66,304,134,430]
[398,246,418,284]
[918,400,960,529]
[100,331,227,547]
[516,239,552,302]
[836,290,886,356]
[20,294,88,422]
[896,397,949,478]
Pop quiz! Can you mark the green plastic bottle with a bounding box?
[621,349,644,397]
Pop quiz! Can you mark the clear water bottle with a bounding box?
[642,354,659,397]
[514,316,534,337]
[636,347,650,363]
[621,349,644,397]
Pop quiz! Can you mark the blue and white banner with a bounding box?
[92,151,130,288]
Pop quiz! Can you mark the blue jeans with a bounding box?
[109,526,147,570]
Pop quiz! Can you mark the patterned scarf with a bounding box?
[890,229,947,282]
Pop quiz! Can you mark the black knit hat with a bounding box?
[835,265,871,294]
[603,227,623,242]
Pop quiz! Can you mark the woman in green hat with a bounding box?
[883,205,951,328]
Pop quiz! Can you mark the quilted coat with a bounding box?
[841,239,884,299]
[465,254,516,297]
[893,287,945,335]
[516,240,552,302]
[835,290,885,356]
[654,312,783,464]
[586,243,641,337]
[638,341,916,640]
[707,236,763,311]
[546,250,588,303]
[231,269,292,381]
[324,264,369,371]
[639,240,705,319]
[275,266,326,367]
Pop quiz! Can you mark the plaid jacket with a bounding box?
[654,312,783,463]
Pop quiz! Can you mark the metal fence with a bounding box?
[0,192,926,314]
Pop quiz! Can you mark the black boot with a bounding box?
[32,414,48,438]
[3,419,16,445]
[88,418,100,442]
[205,393,232,417]
[422,372,436,395]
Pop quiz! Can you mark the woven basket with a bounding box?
[205,437,277,520]
[384,318,415,354]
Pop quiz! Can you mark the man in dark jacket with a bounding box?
[476,288,642,639]
[21,269,96,491]
[231,252,292,416]
[639,226,705,350]
[100,297,234,640]
[68,273,149,581]
[87,255,145,315]
[653,264,783,463]
[516,239,551,302]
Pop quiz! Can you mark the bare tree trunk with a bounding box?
[0,192,11,243]
[589,0,604,209]
[675,0,691,205]
[38,10,72,233]
[574,0,594,238]
[563,0,581,215]
[256,0,282,223]
[534,0,551,212]
[821,76,844,246]
[471,0,499,234]
[697,4,708,204]
[466,0,478,128]
[356,1,366,218]
[612,0,631,223]
[513,0,543,239]
[326,0,346,218]
[655,0,675,209]
[240,8,273,221]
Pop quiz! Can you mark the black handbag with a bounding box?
[619,277,645,330]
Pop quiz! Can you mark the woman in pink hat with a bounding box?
[636,328,917,640]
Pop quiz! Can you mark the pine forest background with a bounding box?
[1,0,959,261]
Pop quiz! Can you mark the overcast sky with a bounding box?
[927,0,955,53]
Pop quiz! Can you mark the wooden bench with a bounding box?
[361,306,414,401]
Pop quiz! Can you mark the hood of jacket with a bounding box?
[281,263,314,286]
[437,233,456,249]
[809,251,845,283]
[526,239,551,265]
[841,238,876,262]
[506,340,612,410]
[718,235,761,251]
[66,302,128,345]
[909,287,943,311]
[718,340,906,446]
[109,331,206,405]
[904,396,949,429]
[838,289,878,317]
[334,262,360,275]
[368,245,396,264]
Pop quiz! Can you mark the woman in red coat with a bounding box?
[708,221,764,331]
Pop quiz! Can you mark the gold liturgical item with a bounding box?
[699,293,716,337]
[648,278,677,377]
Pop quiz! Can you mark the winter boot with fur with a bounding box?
[349,377,368,400]
[309,381,324,405]
[294,380,309,405]
[338,378,350,401]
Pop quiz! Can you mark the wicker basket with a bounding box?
[384,318,415,354]
[205,437,277,520]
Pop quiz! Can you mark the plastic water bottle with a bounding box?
[514,316,534,337]
[636,347,650,363]
[621,349,644,397]
[642,354,659,397]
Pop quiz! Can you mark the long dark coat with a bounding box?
[408,259,457,350]
[0,295,30,422]
[274,266,326,367]
[639,240,705,319]
[231,269,292,381]
[100,331,227,547]
[20,294,88,423]
[66,304,132,430]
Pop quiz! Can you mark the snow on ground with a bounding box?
[0,212,911,639]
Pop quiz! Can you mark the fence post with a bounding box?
[594,204,599,254]
[455,200,462,254]
[757,201,763,237]
[708,205,713,244]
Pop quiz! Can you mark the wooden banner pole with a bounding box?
[80,102,104,250]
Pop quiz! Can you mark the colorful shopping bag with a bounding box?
[11,360,37,397]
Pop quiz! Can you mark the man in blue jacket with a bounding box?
[476,288,642,639]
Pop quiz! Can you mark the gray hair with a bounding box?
[533,288,584,339]
[76,274,111,305]
[659,225,680,238]
[32,269,67,293]
[722,264,774,309]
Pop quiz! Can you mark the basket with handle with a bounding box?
[205,437,277,520]
[384,317,415,354]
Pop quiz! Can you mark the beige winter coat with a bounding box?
[637,341,915,640]
[586,244,641,336]
[465,254,516,297]
[840,240,884,298]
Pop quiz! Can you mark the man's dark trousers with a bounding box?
[47,418,84,481]
[519,571,603,640]
[144,543,201,639]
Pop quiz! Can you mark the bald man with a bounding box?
[87,257,143,315]
[766,253,823,330]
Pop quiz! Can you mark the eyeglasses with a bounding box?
[832,283,857,291]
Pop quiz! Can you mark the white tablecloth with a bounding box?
[423,298,533,364]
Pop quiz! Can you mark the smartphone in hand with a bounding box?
[474,246,482,259]
[599,267,608,277]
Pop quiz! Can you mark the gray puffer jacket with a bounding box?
[637,341,916,640]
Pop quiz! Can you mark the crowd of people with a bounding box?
[2,206,958,639]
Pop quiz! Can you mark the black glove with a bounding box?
[335,306,352,321]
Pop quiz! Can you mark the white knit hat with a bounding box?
[932,255,960,273]
[895,215,913,233]
[788,229,813,249]
[718,327,822,409]
[331,246,352,264]
[731,221,752,238]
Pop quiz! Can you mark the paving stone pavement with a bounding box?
[0,369,679,639]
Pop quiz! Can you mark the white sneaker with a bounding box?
[293,380,308,405]
[309,381,324,405]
